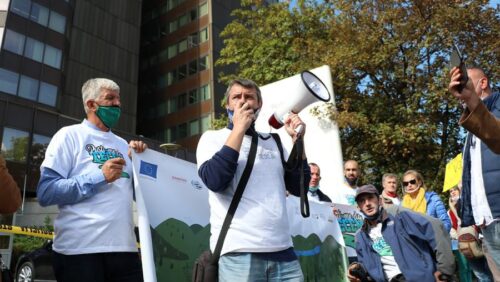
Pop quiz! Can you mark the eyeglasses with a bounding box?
[402,179,417,186]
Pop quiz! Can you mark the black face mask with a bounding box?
[363,206,383,222]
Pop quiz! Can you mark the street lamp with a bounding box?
[159,143,183,151]
[159,143,186,159]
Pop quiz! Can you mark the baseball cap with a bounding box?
[355,184,379,202]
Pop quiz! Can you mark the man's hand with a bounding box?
[434,271,447,282]
[128,140,148,159]
[284,113,306,142]
[232,101,256,133]
[347,263,362,282]
[449,67,480,111]
[102,158,126,183]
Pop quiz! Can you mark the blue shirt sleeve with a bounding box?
[37,167,107,207]
[198,145,239,192]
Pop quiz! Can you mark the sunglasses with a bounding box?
[402,179,417,186]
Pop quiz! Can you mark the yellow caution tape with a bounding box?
[0,224,141,248]
[0,224,54,239]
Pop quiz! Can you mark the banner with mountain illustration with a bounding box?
[132,149,348,282]
[333,203,364,257]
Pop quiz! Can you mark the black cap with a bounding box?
[355,184,379,202]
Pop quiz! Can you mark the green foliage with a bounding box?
[216,0,500,193]
[211,113,229,130]
[3,136,29,162]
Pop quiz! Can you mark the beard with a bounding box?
[345,176,358,187]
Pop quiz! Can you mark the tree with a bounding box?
[216,0,500,191]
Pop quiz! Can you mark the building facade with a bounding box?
[0,0,145,265]
[138,0,245,151]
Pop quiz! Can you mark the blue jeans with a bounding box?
[481,220,500,270]
[219,253,304,282]
[467,256,493,282]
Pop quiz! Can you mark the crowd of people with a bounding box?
[0,62,498,282]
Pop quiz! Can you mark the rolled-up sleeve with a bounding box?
[37,167,107,207]
[198,145,239,192]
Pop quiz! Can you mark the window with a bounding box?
[48,11,66,34]
[38,82,58,106]
[43,45,62,69]
[178,39,187,53]
[1,128,29,163]
[157,102,166,117]
[27,134,51,194]
[30,3,49,26]
[188,33,198,47]
[190,9,197,21]
[189,119,200,136]
[167,44,177,59]
[166,126,176,142]
[199,2,208,17]
[178,123,187,139]
[157,75,167,89]
[199,55,209,71]
[169,20,178,33]
[188,60,197,75]
[201,116,211,132]
[167,97,177,113]
[200,85,210,100]
[18,75,39,101]
[31,134,51,167]
[0,68,19,95]
[199,28,208,43]
[188,89,198,104]
[158,49,168,62]
[178,65,187,80]
[4,29,25,55]
[177,93,187,109]
[24,37,44,62]
[167,71,175,86]
[10,0,31,18]
[167,0,177,11]
[179,14,188,27]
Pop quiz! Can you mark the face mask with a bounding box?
[309,186,319,192]
[450,196,460,203]
[362,206,383,221]
[227,108,234,123]
[96,104,121,129]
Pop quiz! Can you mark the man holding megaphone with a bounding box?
[196,78,310,281]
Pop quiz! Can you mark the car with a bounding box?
[15,240,55,282]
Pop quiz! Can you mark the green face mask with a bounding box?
[96,105,121,129]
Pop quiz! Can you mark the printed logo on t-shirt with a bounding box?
[346,195,356,206]
[372,236,394,257]
[85,144,130,178]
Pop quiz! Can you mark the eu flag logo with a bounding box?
[139,160,157,179]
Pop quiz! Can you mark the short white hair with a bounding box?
[82,78,120,113]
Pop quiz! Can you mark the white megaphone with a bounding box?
[268,70,331,133]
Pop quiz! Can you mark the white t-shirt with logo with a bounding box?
[197,129,293,255]
[332,183,357,206]
[41,120,137,255]
[368,223,402,280]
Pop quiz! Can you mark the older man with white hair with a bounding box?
[37,78,147,282]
